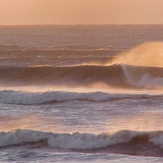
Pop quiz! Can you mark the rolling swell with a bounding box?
[0,90,162,105]
[0,64,163,89]
[1,129,163,157]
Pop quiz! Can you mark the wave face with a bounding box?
[0,65,127,88]
[1,129,163,157]
[1,42,163,90]
[0,64,163,89]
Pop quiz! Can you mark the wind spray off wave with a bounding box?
[111,42,163,67]
[107,42,163,89]
[1,42,163,90]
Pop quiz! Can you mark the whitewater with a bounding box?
[1,25,163,162]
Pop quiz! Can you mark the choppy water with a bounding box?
[1,25,163,162]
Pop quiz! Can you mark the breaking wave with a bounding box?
[1,42,163,90]
[1,129,163,157]
[0,64,163,89]
[111,42,163,68]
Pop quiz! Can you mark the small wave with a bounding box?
[1,129,163,157]
[0,90,161,105]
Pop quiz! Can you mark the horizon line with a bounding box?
[1,23,163,27]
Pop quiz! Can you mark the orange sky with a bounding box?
[1,0,163,25]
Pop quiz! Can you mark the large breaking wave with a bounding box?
[0,42,163,90]
[0,64,163,89]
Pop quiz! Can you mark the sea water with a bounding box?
[0,25,163,162]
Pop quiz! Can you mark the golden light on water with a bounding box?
[110,42,163,68]
[0,114,66,133]
[73,42,163,68]
[108,112,163,133]
[0,114,46,132]
[1,111,163,135]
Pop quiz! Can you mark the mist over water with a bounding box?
[1,26,163,162]
[105,42,163,89]
[1,42,163,91]
[111,42,163,67]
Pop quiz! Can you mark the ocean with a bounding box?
[0,25,163,162]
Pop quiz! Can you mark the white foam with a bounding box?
[0,130,112,149]
[0,129,161,150]
[121,65,163,89]
[150,134,163,148]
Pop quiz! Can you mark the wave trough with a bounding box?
[0,90,162,105]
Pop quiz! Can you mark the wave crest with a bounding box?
[1,129,163,157]
[1,64,163,89]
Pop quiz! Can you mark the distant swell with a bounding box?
[1,129,163,157]
[0,64,163,89]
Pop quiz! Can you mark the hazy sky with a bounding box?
[1,0,163,25]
